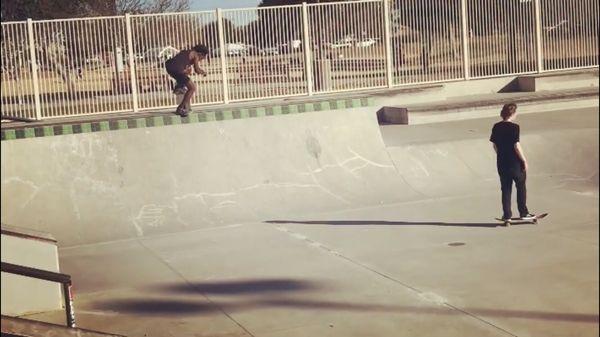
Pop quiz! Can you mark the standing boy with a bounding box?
[490,103,535,222]
[165,44,209,116]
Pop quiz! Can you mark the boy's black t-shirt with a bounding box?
[490,121,521,170]
[165,50,192,73]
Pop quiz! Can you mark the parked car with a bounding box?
[329,37,356,48]
[542,19,586,36]
[544,19,569,33]
[355,37,379,48]
[278,40,302,53]
[245,45,260,55]
[85,56,104,68]
[260,47,280,55]
[212,43,254,57]
[145,46,179,63]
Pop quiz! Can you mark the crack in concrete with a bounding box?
[135,239,256,337]
[272,224,519,337]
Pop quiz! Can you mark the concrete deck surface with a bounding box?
[22,107,598,337]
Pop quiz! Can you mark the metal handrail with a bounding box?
[1,262,75,328]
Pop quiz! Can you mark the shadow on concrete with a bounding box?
[154,278,324,295]
[264,220,525,228]
[93,296,599,323]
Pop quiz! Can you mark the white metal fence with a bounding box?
[33,17,132,118]
[467,0,537,78]
[1,22,37,120]
[1,0,598,120]
[308,1,387,93]
[392,0,465,84]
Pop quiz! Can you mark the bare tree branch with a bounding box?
[116,0,189,15]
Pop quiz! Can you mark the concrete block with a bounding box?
[1,225,62,316]
[377,107,409,125]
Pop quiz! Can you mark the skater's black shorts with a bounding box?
[165,61,190,88]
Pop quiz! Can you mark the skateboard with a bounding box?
[495,213,548,226]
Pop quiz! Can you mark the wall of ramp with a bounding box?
[383,112,599,199]
[1,107,421,246]
[3,104,597,247]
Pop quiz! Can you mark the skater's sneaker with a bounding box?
[175,107,188,117]
[173,86,187,95]
[500,215,512,226]
[520,213,535,220]
[172,82,187,95]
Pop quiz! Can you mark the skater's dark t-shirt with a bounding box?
[490,121,520,169]
[166,50,194,73]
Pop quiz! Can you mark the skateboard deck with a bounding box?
[495,213,548,226]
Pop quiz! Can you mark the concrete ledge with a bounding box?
[377,107,409,125]
[517,69,599,92]
[1,225,62,317]
[404,88,599,125]
[1,224,57,244]
[1,96,374,141]
[1,315,125,337]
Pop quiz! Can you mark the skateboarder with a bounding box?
[165,44,209,116]
[490,103,535,221]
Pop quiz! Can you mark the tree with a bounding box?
[1,0,116,21]
[1,0,190,97]
[258,0,341,48]
[116,0,189,15]
[392,0,461,71]
[198,18,236,50]
[1,0,190,21]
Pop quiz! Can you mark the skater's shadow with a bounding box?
[92,278,598,323]
[265,220,529,228]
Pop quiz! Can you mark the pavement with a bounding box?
[20,107,599,337]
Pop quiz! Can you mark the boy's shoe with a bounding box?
[520,213,536,220]
[173,86,187,95]
[500,217,511,226]
[172,82,187,94]
[175,107,188,117]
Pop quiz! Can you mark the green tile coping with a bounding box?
[1,97,373,141]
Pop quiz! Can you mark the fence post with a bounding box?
[533,0,544,73]
[460,0,470,80]
[26,19,42,120]
[216,9,230,104]
[301,3,314,96]
[383,0,394,88]
[125,14,139,112]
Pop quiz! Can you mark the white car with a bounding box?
[544,19,568,33]
[85,56,104,68]
[329,41,353,48]
[261,47,280,55]
[356,38,378,48]
[329,36,356,48]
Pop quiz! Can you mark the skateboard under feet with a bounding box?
[495,213,548,226]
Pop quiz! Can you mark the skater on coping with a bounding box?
[164,44,209,117]
[489,103,535,222]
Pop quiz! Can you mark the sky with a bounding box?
[189,0,262,11]
[189,0,262,25]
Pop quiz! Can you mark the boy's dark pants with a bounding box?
[498,166,529,219]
